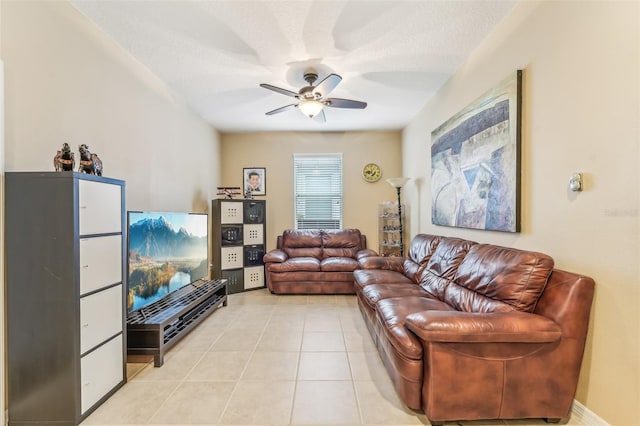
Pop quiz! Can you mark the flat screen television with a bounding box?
[127,211,208,313]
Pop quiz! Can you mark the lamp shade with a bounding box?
[386,177,410,188]
[298,100,324,118]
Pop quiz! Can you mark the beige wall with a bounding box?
[0,1,221,418]
[221,131,402,252]
[1,1,221,212]
[403,1,639,424]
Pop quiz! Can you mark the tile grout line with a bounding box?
[215,301,274,425]
[288,300,308,426]
[144,303,242,425]
[342,313,366,426]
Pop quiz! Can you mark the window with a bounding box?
[293,154,343,230]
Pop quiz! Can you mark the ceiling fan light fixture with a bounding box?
[261,71,365,122]
[298,100,324,118]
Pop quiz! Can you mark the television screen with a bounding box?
[127,211,208,312]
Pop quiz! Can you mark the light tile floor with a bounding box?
[82,289,586,426]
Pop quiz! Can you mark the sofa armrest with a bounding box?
[358,255,405,272]
[405,311,562,343]
[356,248,378,260]
[263,249,288,263]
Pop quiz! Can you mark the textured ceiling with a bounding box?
[70,0,517,132]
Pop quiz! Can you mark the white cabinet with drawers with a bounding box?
[81,335,124,414]
[6,172,126,426]
[79,235,122,295]
[80,284,123,354]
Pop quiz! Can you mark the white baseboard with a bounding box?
[572,399,609,426]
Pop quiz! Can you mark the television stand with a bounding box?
[126,278,227,367]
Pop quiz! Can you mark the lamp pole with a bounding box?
[394,186,405,257]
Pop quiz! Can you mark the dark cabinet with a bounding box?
[5,172,126,425]
[211,199,266,293]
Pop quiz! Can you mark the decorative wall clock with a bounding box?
[362,163,382,182]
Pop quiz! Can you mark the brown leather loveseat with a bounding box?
[263,228,375,294]
[354,234,595,425]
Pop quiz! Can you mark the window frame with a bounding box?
[293,153,343,230]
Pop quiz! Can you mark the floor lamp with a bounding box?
[386,177,410,257]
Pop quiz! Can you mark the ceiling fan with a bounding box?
[260,71,367,122]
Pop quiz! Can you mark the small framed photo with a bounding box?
[243,167,266,196]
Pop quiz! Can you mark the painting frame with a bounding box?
[430,70,522,233]
[243,167,266,196]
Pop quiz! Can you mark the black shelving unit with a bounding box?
[126,279,227,367]
[211,199,266,293]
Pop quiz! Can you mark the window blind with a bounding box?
[293,154,343,230]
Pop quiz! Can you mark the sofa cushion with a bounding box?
[376,296,454,360]
[267,257,320,272]
[358,255,404,271]
[361,284,434,310]
[281,229,323,258]
[419,237,476,300]
[407,234,442,265]
[322,228,363,259]
[401,260,420,282]
[393,234,442,283]
[445,244,554,313]
[320,257,359,272]
[354,269,414,289]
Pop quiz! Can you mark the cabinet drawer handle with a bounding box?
[82,323,89,328]
[82,265,89,269]
[83,381,90,387]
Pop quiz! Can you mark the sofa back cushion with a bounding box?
[322,228,363,259]
[419,237,476,299]
[396,234,442,283]
[281,229,323,258]
[445,244,554,313]
[407,234,441,265]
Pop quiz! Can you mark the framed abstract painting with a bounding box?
[431,70,522,232]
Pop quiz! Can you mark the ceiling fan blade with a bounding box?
[325,98,367,109]
[260,83,299,98]
[314,74,342,97]
[265,104,296,115]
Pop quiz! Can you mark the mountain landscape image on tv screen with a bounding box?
[127,212,208,312]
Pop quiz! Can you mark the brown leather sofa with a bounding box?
[263,228,375,294]
[354,234,595,425]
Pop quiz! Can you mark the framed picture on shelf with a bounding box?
[243,167,266,196]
